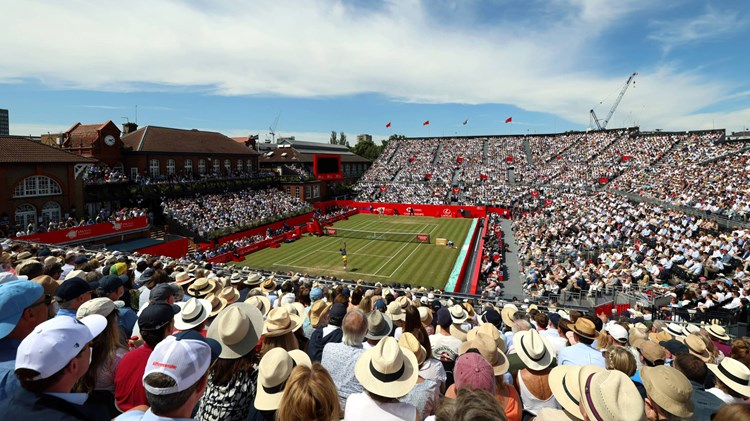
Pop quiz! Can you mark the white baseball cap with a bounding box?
[15,314,107,380]
[143,330,220,395]
[605,323,629,343]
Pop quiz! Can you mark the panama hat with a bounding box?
[549,365,601,418]
[640,366,694,418]
[207,302,263,359]
[501,304,518,327]
[396,295,410,310]
[283,302,306,319]
[386,301,405,322]
[174,298,212,331]
[262,307,302,337]
[649,330,672,343]
[685,333,711,363]
[568,318,599,340]
[513,329,554,371]
[186,263,198,273]
[187,277,216,298]
[707,357,750,397]
[663,322,685,337]
[255,348,311,411]
[706,324,730,341]
[244,295,271,317]
[417,307,432,327]
[219,286,240,304]
[449,304,468,324]
[173,271,193,286]
[366,310,393,341]
[229,272,242,284]
[682,323,700,336]
[458,332,509,376]
[244,273,262,287]
[308,300,331,328]
[578,366,644,421]
[260,277,277,294]
[354,337,418,398]
[399,332,426,365]
[467,322,505,352]
[204,293,228,317]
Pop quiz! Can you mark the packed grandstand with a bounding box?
[2,126,750,420]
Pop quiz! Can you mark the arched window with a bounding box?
[15,204,36,229]
[149,159,160,177]
[166,159,176,175]
[237,159,243,172]
[13,176,62,198]
[41,201,61,225]
[184,159,193,174]
[198,159,206,174]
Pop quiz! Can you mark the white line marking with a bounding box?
[386,223,441,277]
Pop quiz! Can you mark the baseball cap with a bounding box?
[54,277,93,302]
[373,298,387,311]
[328,303,347,321]
[309,287,323,301]
[0,280,44,339]
[140,268,155,282]
[76,297,116,319]
[638,340,667,364]
[143,330,220,395]
[73,256,89,265]
[436,307,452,327]
[480,308,502,329]
[138,302,180,331]
[150,283,180,302]
[15,314,107,380]
[659,339,688,356]
[98,275,124,294]
[454,352,496,394]
[605,324,629,344]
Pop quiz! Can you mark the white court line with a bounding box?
[316,250,393,258]
[370,224,429,275]
[386,223,441,277]
[272,236,336,266]
[274,264,391,278]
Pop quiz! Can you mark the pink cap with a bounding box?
[454,352,496,394]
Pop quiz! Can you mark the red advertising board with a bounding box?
[136,237,190,259]
[416,234,430,243]
[17,216,149,244]
[313,200,505,219]
[326,228,337,235]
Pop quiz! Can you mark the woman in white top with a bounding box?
[512,329,560,416]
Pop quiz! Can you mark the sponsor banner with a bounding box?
[326,228,337,235]
[217,212,314,245]
[17,216,149,244]
[136,238,190,259]
[416,234,430,243]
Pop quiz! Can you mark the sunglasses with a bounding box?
[27,294,53,309]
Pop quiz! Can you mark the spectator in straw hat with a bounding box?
[706,324,732,357]
[672,354,723,420]
[196,302,264,421]
[249,348,311,421]
[322,309,368,409]
[304,299,330,339]
[346,337,419,421]
[557,318,605,367]
[260,307,302,359]
[364,310,392,349]
[174,297,212,335]
[706,357,750,403]
[512,329,559,416]
[448,304,469,342]
[641,365,694,420]
[204,293,228,319]
[308,303,346,363]
[578,366,645,421]
[246,294,271,318]
[187,277,217,300]
[399,332,439,420]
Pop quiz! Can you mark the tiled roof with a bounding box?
[65,121,115,145]
[0,136,99,163]
[122,126,259,156]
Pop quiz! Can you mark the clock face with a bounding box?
[104,135,116,146]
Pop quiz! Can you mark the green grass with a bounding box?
[232,214,475,289]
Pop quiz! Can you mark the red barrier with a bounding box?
[487,207,511,218]
[469,217,490,295]
[314,200,500,219]
[208,252,235,264]
[17,217,150,244]
[595,302,614,317]
[453,219,482,293]
[217,213,315,245]
[136,237,190,258]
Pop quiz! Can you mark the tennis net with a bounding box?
[325,227,430,243]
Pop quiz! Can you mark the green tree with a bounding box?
[338,132,347,146]
[351,138,381,161]
[330,131,337,144]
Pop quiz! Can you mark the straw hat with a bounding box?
[260,277,277,294]
[244,295,271,317]
[174,271,192,286]
[449,304,468,324]
[255,348,311,411]
[386,301,405,321]
[458,332,509,376]
[649,331,672,343]
[32,275,61,297]
[663,323,685,337]
[707,357,750,397]
[640,366,694,418]
[682,324,701,336]
[354,337,418,398]
[187,277,217,298]
[685,333,711,363]
[174,298,212,331]
[513,329,554,371]
[365,310,393,341]
[399,332,426,365]
[229,272,242,285]
[578,366,645,421]
[244,273,262,287]
[186,263,198,272]
[467,323,505,352]
[569,318,599,340]
[219,286,240,304]
[417,307,432,327]
[262,307,302,337]
[706,324,730,341]
[396,295,410,310]
[501,304,518,327]
[283,302,306,319]
[207,302,264,359]
[549,365,604,417]
[204,293,228,317]
[308,300,331,328]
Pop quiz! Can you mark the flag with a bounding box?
[386,122,391,128]
[463,119,468,125]
[423,120,430,126]
[505,117,513,123]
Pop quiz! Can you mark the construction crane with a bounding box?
[265,112,281,143]
[590,72,637,130]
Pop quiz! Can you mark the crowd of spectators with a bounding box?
[2,240,750,420]
[84,164,278,186]
[161,188,311,239]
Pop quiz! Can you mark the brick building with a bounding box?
[63,120,124,167]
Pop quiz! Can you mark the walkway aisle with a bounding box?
[499,218,525,300]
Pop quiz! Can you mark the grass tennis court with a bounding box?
[233,214,475,289]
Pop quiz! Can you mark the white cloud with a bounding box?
[649,6,748,51]
[0,0,746,132]
[9,122,71,136]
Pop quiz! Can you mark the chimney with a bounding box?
[122,122,138,135]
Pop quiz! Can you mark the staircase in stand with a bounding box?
[150,226,167,241]
[482,139,489,165]
[522,139,533,166]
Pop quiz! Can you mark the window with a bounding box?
[295,186,300,198]
[247,160,253,171]
[15,204,36,229]
[213,159,220,174]
[224,159,231,174]
[313,185,320,198]
[130,168,138,179]
[41,201,61,225]
[13,176,62,198]
[286,186,291,195]
[114,163,124,173]
[166,159,176,175]
[304,185,311,199]
[198,159,206,174]
[237,159,243,172]
[149,159,160,177]
[184,159,193,174]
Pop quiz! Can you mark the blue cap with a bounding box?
[74,256,89,265]
[98,275,124,294]
[341,288,351,298]
[54,277,93,301]
[373,298,387,311]
[0,280,44,339]
[310,287,323,301]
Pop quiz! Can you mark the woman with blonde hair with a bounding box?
[605,346,637,376]
[277,363,341,421]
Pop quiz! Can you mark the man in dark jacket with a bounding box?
[307,302,346,362]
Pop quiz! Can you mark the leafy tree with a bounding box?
[338,132,347,146]
[330,131,337,144]
[351,138,381,161]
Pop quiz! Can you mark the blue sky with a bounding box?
[2,0,749,143]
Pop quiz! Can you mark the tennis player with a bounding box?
[340,243,348,271]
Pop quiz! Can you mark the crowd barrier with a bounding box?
[216,213,315,245]
[469,217,490,295]
[136,237,190,259]
[17,216,150,245]
[314,200,505,219]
